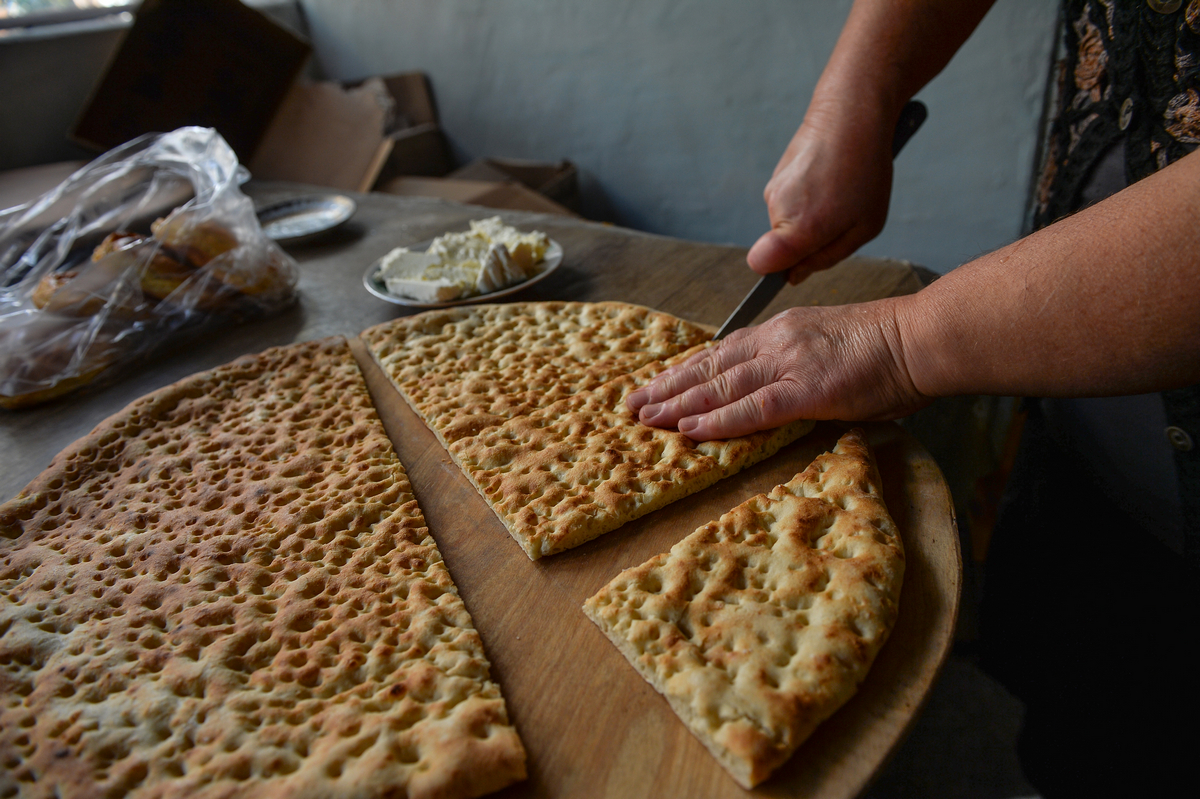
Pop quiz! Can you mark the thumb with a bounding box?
[747,230,810,276]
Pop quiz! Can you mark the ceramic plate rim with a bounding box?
[257,194,356,243]
[362,239,564,308]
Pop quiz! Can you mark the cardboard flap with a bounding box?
[249,78,394,193]
[71,0,310,162]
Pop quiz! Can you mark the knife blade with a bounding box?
[714,99,928,340]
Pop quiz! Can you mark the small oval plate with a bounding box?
[256,194,356,244]
[363,239,564,308]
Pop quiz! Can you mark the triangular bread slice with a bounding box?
[0,338,525,799]
[362,302,814,559]
[582,429,904,788]
[448,359,813,559]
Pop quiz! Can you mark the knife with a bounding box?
[714,99,928,340]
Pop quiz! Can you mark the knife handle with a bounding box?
[892,100,927,158]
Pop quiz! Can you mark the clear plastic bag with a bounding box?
[0,127,298,409]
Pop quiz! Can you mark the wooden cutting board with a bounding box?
[347,337,961,799]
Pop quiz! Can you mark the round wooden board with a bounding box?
[349,337,962,799]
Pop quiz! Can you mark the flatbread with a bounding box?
[582,429,904,788]
[362,302,814,559]
[360,301,712,445]
[0,338,525,799]
[449,360,813,559]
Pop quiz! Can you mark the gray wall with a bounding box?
[0,19,127,171]
[299,0,1059,273]
[0,1,1059,274]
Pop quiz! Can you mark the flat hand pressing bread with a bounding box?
[362,302,814,559]
[583,429,904,789]
[0,338,525,799]
[449,358,812,559]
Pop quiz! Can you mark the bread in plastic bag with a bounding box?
[0,127,298,409]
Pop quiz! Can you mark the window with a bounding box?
[0,1,137,30]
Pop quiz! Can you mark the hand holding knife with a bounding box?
[714,100,927,340]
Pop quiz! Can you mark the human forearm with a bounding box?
[899,148,1200,398]
[810,0,998,124]
[749,0,998,279]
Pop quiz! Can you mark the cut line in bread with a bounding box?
[0,337,525,799]
[362,302,815,559]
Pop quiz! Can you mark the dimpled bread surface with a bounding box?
[363,302,814,559]
[360,301,712,445]
[583,429,904,789]
[449,361,814,559]
[0,338,525,799]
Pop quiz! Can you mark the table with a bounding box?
[1,185,960,798]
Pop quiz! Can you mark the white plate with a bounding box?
[256,194,356,243]
[362,239,564,308]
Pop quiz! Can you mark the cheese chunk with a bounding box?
[378,217,550,303]
[379,247,467,303]
[470,217,550,271]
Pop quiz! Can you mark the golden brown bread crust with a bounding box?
[31,253,153,319]
[5,210,299,409]
[361,301,714,446]
[151,214,239,268]
[450,357,813,558]
[362,302,814,559]
[0,338,525,799]
[29,270,76,309]
[0,316,126,411]
[583,429,904,788]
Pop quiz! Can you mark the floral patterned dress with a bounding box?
[1027,0,1200,572]
[979,10,1200,795]
[1034,0,1200,227]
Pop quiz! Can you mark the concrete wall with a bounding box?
[0,19,127,172]
[299,0,1059,273]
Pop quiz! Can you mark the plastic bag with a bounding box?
[0,127,298,409]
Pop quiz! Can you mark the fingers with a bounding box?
[626,337,755,413]
[747,229,813,277]
[748,216,873,284]
[678,384,804,440]
[785,226,867,283]
[637,354,778,430]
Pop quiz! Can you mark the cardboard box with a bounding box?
[376,176,577,217]
[72,0,311,163]
[377,73,439,128]
[373,123,456,184]
[248,77,394,192]
[249,71,453,192]
[450,157,580,212]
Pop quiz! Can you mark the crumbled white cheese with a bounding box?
[468,217,550,272]
[379,248,466,303]
[378,217,550,302]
